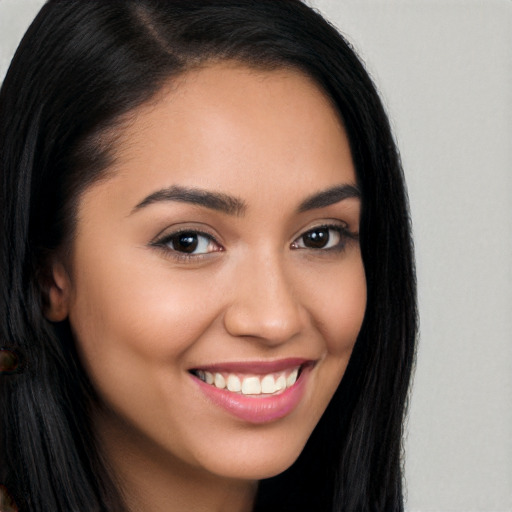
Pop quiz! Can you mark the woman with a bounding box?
[0,1,417,511]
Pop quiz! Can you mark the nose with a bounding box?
[222,253,305,346]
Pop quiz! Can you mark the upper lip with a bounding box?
[190,357,314,374]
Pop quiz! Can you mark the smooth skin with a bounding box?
[47,64,367,512]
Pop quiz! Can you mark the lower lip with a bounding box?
[192,367,310,424]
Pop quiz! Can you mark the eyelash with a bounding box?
[151,228,222,262]
[291,223,358,253]
[151,223,358,262]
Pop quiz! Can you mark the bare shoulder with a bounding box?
[0,485,18,512]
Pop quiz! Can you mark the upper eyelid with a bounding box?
[292,220,353,241]
[293,223,353,241]
[150,225,221,246]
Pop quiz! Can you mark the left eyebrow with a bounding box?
[297,184,361,213]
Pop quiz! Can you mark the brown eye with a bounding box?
[292,225,344,251]
[302,228,331,248]
[169,232,199,253]
[157,230,221,257]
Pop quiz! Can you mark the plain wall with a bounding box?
[1,1,511,510]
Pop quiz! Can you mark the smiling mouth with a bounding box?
[190,366,302,396]
[188,358,314,397]
[189,360,313,423]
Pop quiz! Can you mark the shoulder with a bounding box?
[0,485,18,512]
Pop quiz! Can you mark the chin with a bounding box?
[189,425,311,482]
[209,452,301,482]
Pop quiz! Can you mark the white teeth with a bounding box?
[261,374,276,394]
[286,368,299,387]
[196,366,301,395]
[214,373,225,389]
[227,374,242,392]
[275,375,286,391]
[242,376,261,395]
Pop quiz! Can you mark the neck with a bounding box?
[94,409,258,512]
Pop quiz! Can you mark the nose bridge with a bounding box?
[223,248,304,344]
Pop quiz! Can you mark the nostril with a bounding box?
[222,307,303,344]
[223,298,303,341]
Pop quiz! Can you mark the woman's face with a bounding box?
[49,64,366,482]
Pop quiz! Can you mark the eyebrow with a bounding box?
[132,183,360,216]
[132,185,247,216]
[297,184,361,212]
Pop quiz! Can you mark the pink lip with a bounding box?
[191,361,313,424]
[191,357,310,374]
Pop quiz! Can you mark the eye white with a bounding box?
[195,234,213,253]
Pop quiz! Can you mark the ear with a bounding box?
[44,261,72,322]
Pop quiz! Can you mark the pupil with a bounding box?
[304,228,329,248]
[174,233,198,253]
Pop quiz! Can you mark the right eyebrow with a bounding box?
[297,184,361,213]
[131,185,247,217]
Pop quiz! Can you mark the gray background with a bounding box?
[1,1,511,510]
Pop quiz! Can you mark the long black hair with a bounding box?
[0,1,417,510]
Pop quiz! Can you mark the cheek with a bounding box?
[292,254,366,441]
[304,256,367,357]
[66,247,224,395]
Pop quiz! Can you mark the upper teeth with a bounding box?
[195,368,299,396]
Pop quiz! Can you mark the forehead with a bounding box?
[82,63,356,215]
